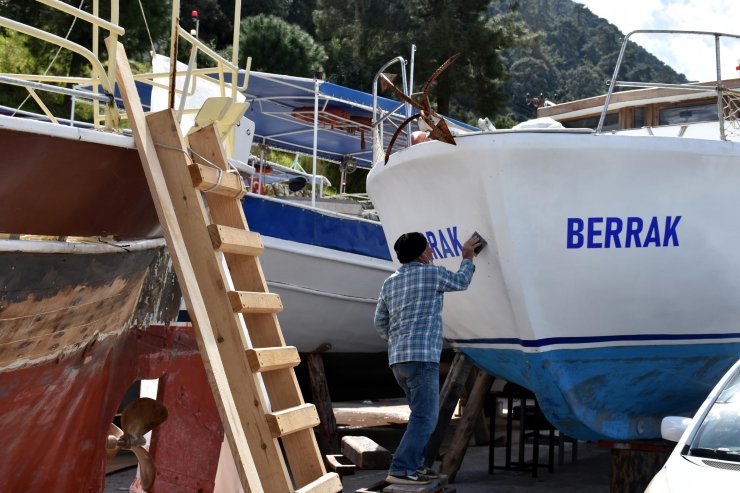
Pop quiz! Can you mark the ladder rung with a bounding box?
[189,163,246,198]
[246,346,300,373]
[266,403,320,438]
[227,291,283,314]
[294,473,342,493]
[208,224,264,256]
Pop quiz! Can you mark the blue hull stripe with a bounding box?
[450,331,740,348]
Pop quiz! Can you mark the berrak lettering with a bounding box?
[567,216,681,249]
[425,226,464,259]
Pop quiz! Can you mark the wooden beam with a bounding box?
[439,368,494,482]
[266,404,321,437]
[307,347,340,455]
[189,163,246,198]
[228,291,283,314]
[246,347,301,372]
[208,224,264,256]
[106,38,272,493]
[424,351,474,467]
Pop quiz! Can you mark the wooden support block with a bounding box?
[208,224,264,256]
[341,436,391,470]
[294,472,343,493]
[246,347,301,373]
[228,291,283,314]
[266,404,320,437]
[326,454,356,476]
[189,163,246,198]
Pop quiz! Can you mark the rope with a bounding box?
[152,141,242,193]
[13,0,85,116]
[137,0,156,59]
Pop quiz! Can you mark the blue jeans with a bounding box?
[389,361,439,476]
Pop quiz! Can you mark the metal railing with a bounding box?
[598,30,740,140]
[0,0,122,128]
[371,56,411,164]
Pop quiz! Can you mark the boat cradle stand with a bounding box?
[487,382,579,478]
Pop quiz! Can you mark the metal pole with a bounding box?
[177,12,199,123]
[408,44,416,147]
[312,74,320,208]
[168,0,181,109]
[715,34,726,141]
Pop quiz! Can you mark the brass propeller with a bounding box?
[106,397,168,491]
[380,53,460,163]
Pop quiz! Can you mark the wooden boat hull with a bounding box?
[0,117,159,239]
[0,240,183,491]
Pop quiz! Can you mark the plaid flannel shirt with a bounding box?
[374,259,475,365]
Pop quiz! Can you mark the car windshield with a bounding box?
[688,368,740,460]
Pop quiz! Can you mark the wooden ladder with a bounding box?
[108,39,342,493]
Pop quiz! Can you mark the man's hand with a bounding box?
[462,234,482,259]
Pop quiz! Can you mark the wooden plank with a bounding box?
[294,473,343,493]
[208,224,264,256]
[266,403,321,437]
[189,126,328,486]
[227,291,283,314]
[246,347,301,372]
[189,163,246,198]
[439,369,494,483]
[188,126,329,488]
[106,38,274,493]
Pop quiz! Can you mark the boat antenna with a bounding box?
[137,0,156,59]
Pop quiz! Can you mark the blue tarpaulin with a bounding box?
[111,69,475,169]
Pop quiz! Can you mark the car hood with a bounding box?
[648,455,740,492]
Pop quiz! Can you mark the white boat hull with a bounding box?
[367,128,740,439]
[259,237,393,353]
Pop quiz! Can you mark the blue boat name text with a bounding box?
[567,216,681,249]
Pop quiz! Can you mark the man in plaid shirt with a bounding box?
[375,231,480,485]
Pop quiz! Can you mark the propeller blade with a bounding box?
[121,398,168,439]
[131,445,156,491]
[106,423,124,460]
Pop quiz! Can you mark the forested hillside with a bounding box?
[0,0,687,125]
[491,0,687,120]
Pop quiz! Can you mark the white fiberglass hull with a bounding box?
[367,128,740,439]
[258,237,393,353]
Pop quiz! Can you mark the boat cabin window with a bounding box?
[561,112,619,131]
[659,103,718,125]
[633,107,645,129]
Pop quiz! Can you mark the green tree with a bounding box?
[236,15,327,76]
[314,0,529,120]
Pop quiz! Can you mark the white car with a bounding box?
[646,359,740,493]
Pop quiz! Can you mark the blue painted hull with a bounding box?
[460,342,740,440]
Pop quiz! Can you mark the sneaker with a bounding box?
[415,467,440,479]
[385,473,432,485]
